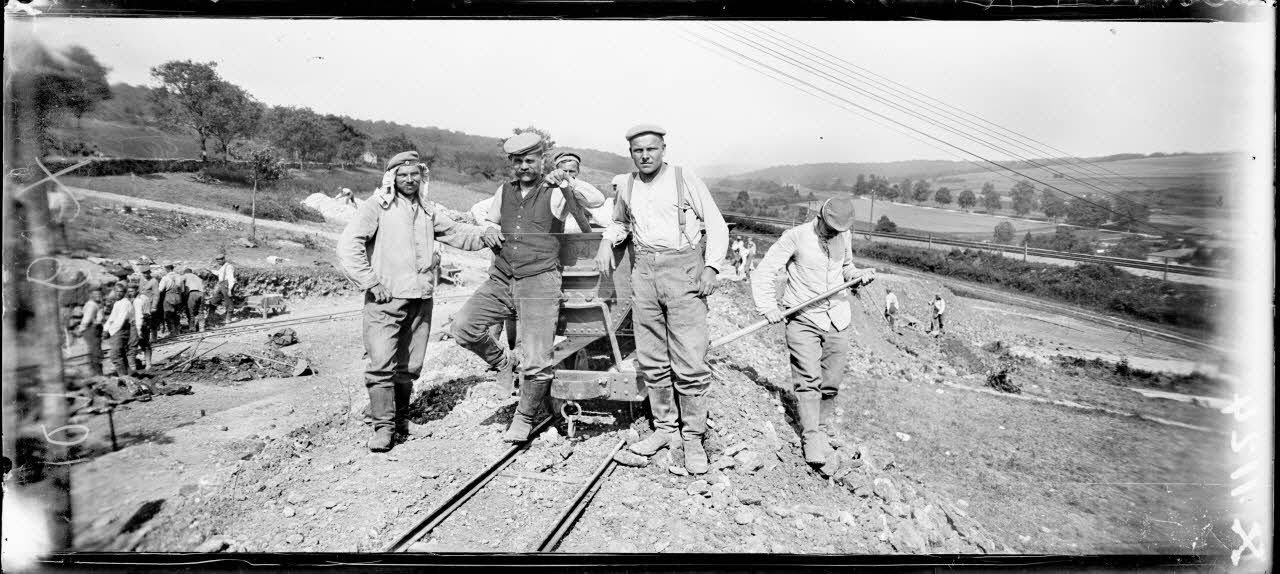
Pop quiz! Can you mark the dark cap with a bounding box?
[385,151,420,172]
[503,132,546,156]
[553,151,582,166]
[820,198,856,232]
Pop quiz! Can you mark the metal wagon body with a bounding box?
[546,232,643,434]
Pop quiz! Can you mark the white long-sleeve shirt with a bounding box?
[601,164,729,272]
[214,263,236,291]
[104,298,142,337]
[885,292,899,313]
[78,299,104,331]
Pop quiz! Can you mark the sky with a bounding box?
[15,18,1274,173]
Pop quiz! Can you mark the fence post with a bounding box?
[1163,258,1169,281]
[1023,242,1028,262]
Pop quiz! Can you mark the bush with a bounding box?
[874,215,898,233]
[234,195,325,224]
[852,242,1217,333]
[199,162,269,187]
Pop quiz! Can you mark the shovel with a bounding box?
[243,352,313,377]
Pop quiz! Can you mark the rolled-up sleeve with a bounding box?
[601,192,631,247]
[684,169,729,273]
[840,232,861,281]
[482,185,503,228]
[750,230,796,316]
[337,200,381,290]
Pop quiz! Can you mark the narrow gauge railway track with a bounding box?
[385,418,627,553]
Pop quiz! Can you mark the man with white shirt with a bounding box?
[930,294,946,335]
[207,255,236,326]
[884,288,900,329]
[75,287,106,376]
[451,132,605,443]
[594,124,729,474]
[751,198,874,467]
[104,283,144,375]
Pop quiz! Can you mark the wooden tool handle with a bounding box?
[709,270,874,349]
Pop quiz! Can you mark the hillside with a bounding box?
[66,83,634,194]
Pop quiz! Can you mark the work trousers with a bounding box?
[107,325,139,375]
[785,315,850,400]
[84,323,104,376]
[362,295,434,431]
[930,313,945,333]
[451,270,562,384]
[163,294,184,334]
[632,247,711,397]
[186,291,204,330]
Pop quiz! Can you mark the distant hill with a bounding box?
[67,83,634,194]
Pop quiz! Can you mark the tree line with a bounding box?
[814,173,1150,230]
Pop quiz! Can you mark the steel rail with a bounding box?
[534,438,627,552]
[385,417,552,553]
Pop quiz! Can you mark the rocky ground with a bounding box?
[60,249,1238,556]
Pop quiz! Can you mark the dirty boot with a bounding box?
[394,381,413,437]
[677,393,710,474]
[367,427,392,452]
[366,384,395,452]
[504,378,549,443]
[798,393,832,465]
[819,395,847,449]
[630,386,679,456]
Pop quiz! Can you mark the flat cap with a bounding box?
[504,132,546,156]
[553,151,582,166]
[820,197,856,232]
[624,124,666,141]
[385,151,420,172]
[214,255,226,261]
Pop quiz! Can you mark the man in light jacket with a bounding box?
[339,150,500,452]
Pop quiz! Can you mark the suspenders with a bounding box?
[622,165,701,249]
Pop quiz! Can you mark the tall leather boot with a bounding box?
[798,393,832,465]
[678,393,709,474]
[630,386,679,456]
[504,377,549,443]
[394,381,413,437]
[367,385,395,452]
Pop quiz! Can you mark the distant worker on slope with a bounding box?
[930,294,946,336]
[750,197,875,471]
[338,151,498,452]
[884,288,899,330]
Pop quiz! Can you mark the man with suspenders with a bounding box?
[451,132,605,443]
[594,124,729,474]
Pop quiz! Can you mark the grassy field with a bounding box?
[49,119,203,158]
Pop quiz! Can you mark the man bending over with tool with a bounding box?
[750,198,875,472]
[339,151,499,452]
[451,132,604,444]
[594,124,729,475]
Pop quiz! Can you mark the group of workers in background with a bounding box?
[70,256,238,377]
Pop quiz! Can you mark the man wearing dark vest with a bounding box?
[594,124,729,474]
[451,132,605,443]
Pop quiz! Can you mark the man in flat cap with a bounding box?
[750,198,875,470]
[594,124,729,474]
[451,132,605,443]
[339,150,500,452]
[468,150,609,233]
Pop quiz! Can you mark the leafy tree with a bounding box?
[853,174,868,197]
[993,221,1015,244]
[264,106,332,164]
[1023,231,1033,246]
[805,191,817,202]
[957,189,976,209]
[934,186,952,206]
[150,60,262,158]
[1010,179,1038,216]
[61,46,113,129]
[1040,187,1068,221]
[229,141,287,241]
[980,182,1002,212]
[1065,194,1111,228]
[883,184,901,202]
[1111,196,1152,232]
[11,42,88,154]
[912,179,932,203]
[371,132,416,163]
[900,178,913,200]
[875,215,898,233]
